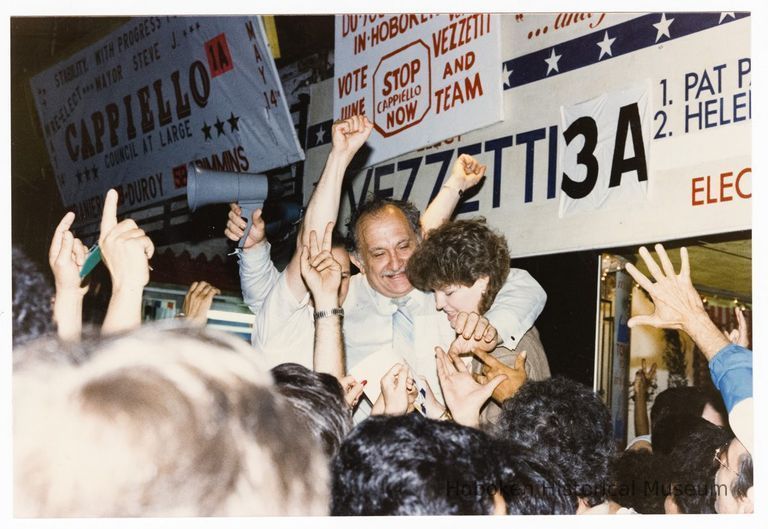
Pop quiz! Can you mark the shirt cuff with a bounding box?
[709,344,752,413]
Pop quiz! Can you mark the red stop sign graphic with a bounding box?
[372,40,431,137]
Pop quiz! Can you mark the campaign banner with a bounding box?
[30,16,303,225]
[307,12,750,257]
[334,14,503,166]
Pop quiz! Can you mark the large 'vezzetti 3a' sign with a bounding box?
[333,14,503,166]
[308,12,751,257]
[30,16,303,225]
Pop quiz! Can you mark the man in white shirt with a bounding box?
[226,115,546,407]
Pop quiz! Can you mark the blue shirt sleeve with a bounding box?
[709,344,752,413]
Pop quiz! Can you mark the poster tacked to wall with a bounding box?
[334,14,503,166]
[30,16,303,225]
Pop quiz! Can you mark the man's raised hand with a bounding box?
[447,153,487,192]
[98,188,155,291]
[48,211,88,294]
[299,222,341,308]
[331,114,373,162]
[624,244,705,330]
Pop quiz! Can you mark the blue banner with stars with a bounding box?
[30,16,303,225]
[502,12,749,89]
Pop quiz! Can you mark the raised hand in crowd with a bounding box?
[631,358,656,438]
[447,312,498,356]
[300,222,345,378]
[48,211,88,341]
[375,363,413,416]
[473,349,528,405]
[300,222,341,309]
[224,203,267,250]
[723,306,749,348]
[99,188,155,335]
[435,346,506,428]
[625,244,729,360]
[632,358,657,400]
[182,280,221,326]
[421,153,488,235]
[331,114,374,163]
[340,375,366,410]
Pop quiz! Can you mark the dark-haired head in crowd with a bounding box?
[332,413,575,516]
[14,323,329,516]
[608,449,667,514]
[496,443,576,515]
[12,245,55,347]
[651,385,728,437]
[657,415,733,514]
[271,362,352,457]
[651,388,730,456]
[332,413,507,515]
[494,376,616,513]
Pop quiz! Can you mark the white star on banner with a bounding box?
[545,48,562,76]
[502,62,514,88]
[315,125,326,145]
[719,12,736,24]
[653,13,674,43]
[597,31,616,60]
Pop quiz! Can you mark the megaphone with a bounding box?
[186,163,282,248]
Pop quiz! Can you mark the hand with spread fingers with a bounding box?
[624,244,729,360]
[224,203,267,250]
[473,349,528,404]
[182,281,221,326]
[435,346,506,428]
[625,244,707,331]
[299,221,341,310]
[447,312,499,356]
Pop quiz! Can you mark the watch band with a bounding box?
[313,307,344,321]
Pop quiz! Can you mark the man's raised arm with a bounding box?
[283,115,373,302]
[420,154,486,237]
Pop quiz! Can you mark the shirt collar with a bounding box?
[359,277,433,315]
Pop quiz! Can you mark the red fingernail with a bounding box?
[361,380,368,385]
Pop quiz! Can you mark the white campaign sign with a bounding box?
[559,81,651,217]
[30,16,303,224]
[333,14,503,166]
[306,12,750,257]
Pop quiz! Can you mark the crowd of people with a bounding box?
[12,114,753,516]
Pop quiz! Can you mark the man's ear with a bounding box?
[349,252,365,274]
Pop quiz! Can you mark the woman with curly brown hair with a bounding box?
[407,218,551,425]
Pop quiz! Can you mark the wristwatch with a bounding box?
[313,307,344,321]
